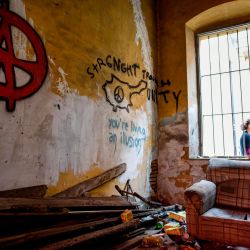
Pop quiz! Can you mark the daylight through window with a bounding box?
[198,24,250,157]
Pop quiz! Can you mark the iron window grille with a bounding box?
[197,23,250,157]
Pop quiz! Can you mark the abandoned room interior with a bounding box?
[1,0,250,249]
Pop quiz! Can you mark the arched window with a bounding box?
[186,1,250,157]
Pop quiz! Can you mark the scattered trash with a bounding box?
[140,204,201,249]
[164,221,180,229]
[120,209,133,223]
[155,220,164,229]
[167,211,186,223]
[164,225,185,235]
[115,181,200,249]
[142,234,164,247]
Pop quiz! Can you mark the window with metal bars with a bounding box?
[197,23,250,157]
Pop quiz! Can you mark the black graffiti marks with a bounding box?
[142,69,158,86]
[114,86,124,103]
[173,90,182,113]
[158,79,182,113]
[158,90,170,103]
[87,55,140,79]
[86,55,182,112]
[147,88,158,103]
[102,74,147,112]
[160,79,171,87]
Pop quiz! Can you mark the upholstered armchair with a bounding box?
[184,158,250,247]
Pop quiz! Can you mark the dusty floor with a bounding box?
[131,242,250,249]
[202,242,250,250]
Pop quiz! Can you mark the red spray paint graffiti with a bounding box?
[0,0,47,112]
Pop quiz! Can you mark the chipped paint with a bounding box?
[157,0,246,205]
[181,147,189,161]
[129,0,157,196]
[130,0,153,73]
[46,164,103,196]
[0,0,157,198]
[158,111,208,204]
[169,169,193,189]
[56,67,79,96]
[0,71,153,195]
[9,1,28,66]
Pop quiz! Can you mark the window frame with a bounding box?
[196,22,250,158]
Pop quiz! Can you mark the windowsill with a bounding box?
[189,156,250,161]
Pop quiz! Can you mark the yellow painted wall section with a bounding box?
[0,0,157,198]
[158,0,233,119]
[24,0,156,106]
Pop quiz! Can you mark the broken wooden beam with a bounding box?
[0,217,121,248]
[0,196,135,212]
[111,235,144,250]
[0,185,47,198]
[0,209,154,219]
[39,219,141,249]
[52,163,127,198]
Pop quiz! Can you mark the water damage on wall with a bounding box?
[130,0,158,196]
[0,0,158,199]
[130,0,153,74]
[158,111,208,204]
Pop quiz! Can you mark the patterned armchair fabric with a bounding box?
[208,158,250,209]
[184,158,250,246]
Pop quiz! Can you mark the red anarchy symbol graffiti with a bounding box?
[0,0,48,112]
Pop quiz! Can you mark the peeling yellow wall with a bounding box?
[158,0,232,120]
[46,164,103,197]
[0,0,157,197]
[24,0,156,106]
[157,0,250,205]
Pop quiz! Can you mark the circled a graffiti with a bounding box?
[0,0,48,112]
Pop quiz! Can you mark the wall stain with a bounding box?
[169,169,193,189]
[201,164,208,174]
[181,146,189,161]
[0,0,158,198]
[46,164,103,196]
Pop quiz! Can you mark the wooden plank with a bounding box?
[0,217,121,248]
[111,235,144,250]
[0,209,153,218]
[52,163,127,198]
[0,196,135,211]
[39,219,141,249]
[0,185,47,198]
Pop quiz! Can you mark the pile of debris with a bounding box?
[0,163,200,249]
[139,207,201,250]
[0,196,195,249]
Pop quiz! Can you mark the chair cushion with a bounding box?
[199,207,250,246]
[202,207,246,220]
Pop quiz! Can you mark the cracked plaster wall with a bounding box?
[0,0,157,197]
[158,112,208,204]
[157,0,244,205]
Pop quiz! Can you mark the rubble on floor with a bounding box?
[1,175,245,249]
[0,188,247,249]
[0,173,193,250]
[135,205,201,250]
[0,194,197,249]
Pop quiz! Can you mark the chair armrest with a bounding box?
[184,180,216,214]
